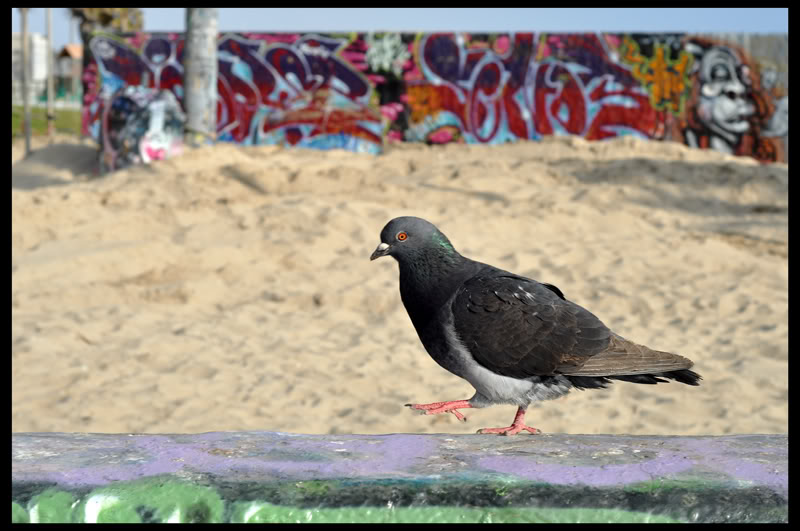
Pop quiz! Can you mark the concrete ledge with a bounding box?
[12,432,787,523]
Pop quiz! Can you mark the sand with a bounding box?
[11,134,788,436]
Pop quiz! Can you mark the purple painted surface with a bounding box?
[12,432,787,498]
[477,455,696,487]
[129,432,439,481]
[679,437,788,497]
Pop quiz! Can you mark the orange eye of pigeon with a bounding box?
[397,232,408,241]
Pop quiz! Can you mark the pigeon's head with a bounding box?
[370,216,457,263]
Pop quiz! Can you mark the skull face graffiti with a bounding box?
[680,38,785,162]
[696,47,755,139]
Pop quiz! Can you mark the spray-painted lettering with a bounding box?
[81,31,788,168]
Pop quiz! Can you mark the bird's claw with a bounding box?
[449,410,467,422]
[477,425,542,436]
[405,401,469,422]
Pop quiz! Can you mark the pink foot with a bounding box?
[405,400,472,422]
[478,424,541,436]
[477,407,542,436]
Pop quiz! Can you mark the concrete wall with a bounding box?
[11,432,787,523]
[80,31,788,163]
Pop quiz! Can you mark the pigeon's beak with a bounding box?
[370,242,390,261]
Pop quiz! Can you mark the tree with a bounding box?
[69,8,143,38]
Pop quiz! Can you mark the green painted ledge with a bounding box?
[11,432,787,523]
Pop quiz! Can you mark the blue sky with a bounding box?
[12,8,788,51]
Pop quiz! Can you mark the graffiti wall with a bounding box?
[81,31,788,163]
[99,85,185,172]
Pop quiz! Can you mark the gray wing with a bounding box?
[452,271,611,379]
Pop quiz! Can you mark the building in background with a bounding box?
[56,44,83,104]
[11,34,83,108]
[11,32,48,106]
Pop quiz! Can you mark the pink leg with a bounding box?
[405,400,473,422]
[478,407,542,435]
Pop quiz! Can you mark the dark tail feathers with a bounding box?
[658,369,702,386]
[567,369,702,390]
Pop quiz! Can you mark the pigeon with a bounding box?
[370,216,701,435]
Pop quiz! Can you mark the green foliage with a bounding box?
[70,8,144,32]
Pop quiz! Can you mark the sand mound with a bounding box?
[12,135,787,435]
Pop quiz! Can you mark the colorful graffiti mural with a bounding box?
[83,31,384,155]
[99,85,185,172]
[403,33,663,144]
[81,31,788,164]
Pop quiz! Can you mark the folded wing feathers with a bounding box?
[561,333,694,377]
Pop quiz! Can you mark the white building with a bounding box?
[11,32,49,105]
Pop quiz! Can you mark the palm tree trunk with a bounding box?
[184,8,218,147]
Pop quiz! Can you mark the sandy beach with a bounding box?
[11,134,787,436]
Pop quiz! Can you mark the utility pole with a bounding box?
[47,8,55,139]
[20,8,32,157]
[183,8,218,147]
